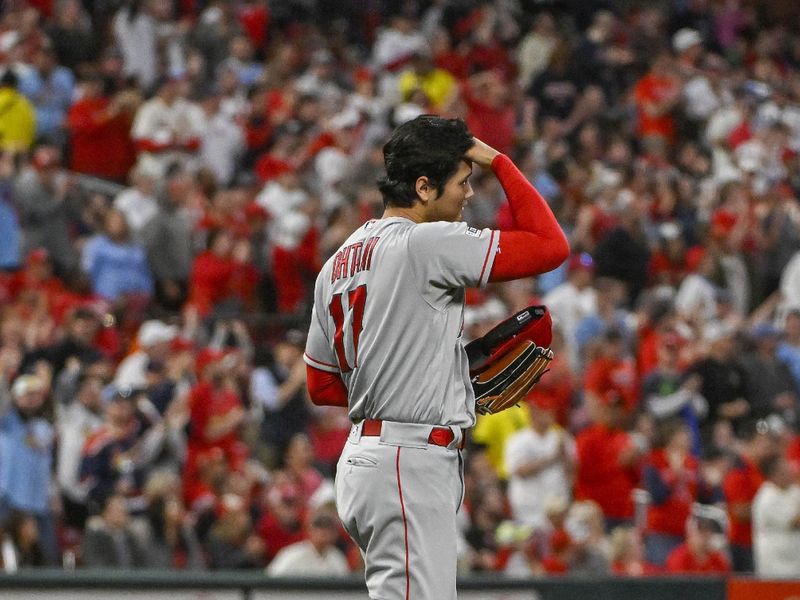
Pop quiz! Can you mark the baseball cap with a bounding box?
[568,252,594,274]
[672,28,703,53]
[137,320,178,347]
[11,374,44,398]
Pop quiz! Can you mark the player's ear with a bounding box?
[415,176,434,203]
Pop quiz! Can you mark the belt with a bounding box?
[361,419,466,450]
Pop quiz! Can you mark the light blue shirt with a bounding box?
[777,341,800,391]
[0,409,54,514]
[18,66,75,139]
[82,235,154,301]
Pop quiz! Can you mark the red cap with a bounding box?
[243,202,269,221]
[568,252,594,274]
[255,154,294,182]
[195,347,225,376]
[527,390,559,411]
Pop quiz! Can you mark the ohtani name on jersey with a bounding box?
[331,236,381,284]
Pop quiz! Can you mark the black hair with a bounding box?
[377,115,473,208]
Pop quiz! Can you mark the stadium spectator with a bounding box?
[641,332,706,456]
[266,507,348,576]
[722,418,777,572]
[255,481,306,565]
[66,74,138,183]
[56,371,104,529]
[505,394,575,529]
[80,494,149,568]
[575,383,644,529]
[115,319,177,391]
[81,209,154,303]
[742,322,798,421]
[13,145,80,273]
[0,71,36,154]
[0,375,57,564]
[664,512,730,574]
[752,453,800,576]
[17,42,74,146]
[642,419,700,567]
[777,309,800,392]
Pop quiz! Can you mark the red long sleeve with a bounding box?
[306,364,349,407]
[488,154,569,281]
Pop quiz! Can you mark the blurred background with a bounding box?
[0,0,799,595]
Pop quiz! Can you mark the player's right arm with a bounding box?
[304,273,349,407]
[466,138,570,281]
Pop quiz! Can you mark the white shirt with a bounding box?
[114,351,149,390]
[114,187,159,237]
[113,8,157,89]
[780,252,800,311]
[131,96,205,178]
[675,273,717,321]
[56,401,104,502]
[542,282,597,368]
[505,426,575,529]
[752,482,800,576]
[200,110,245,186]
[266,541,349,577]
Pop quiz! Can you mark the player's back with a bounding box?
[305,216,498,428]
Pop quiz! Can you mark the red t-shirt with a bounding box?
[256,512,306,563]
[67,97,135,182]
[584,356,639,412]
[665,543,730,574]
[645,449,699,536]
[633,73,680,141]
[722,456,764,547]
[188,251,235,316]
[187,382,246,473]
[575,424,640,520]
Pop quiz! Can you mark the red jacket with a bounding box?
[575,424,640,520]
[644,449,699,536]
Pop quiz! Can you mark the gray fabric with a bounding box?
[304,217,499,428]
[336,429,462,600]
[140,206,193,281]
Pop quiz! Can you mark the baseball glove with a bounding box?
[465,306,554,415]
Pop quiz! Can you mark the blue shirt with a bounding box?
[18,66,75,139]
[0,409,54,514]
[777,341,800,392]
[0,186,20,269]
[82,235,154,301]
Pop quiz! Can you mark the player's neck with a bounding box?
[382,205,425,223]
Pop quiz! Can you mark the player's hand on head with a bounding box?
[465,137,501,169]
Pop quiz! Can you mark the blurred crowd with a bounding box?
[0,0,800,580]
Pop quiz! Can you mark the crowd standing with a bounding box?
[1,0,800,578]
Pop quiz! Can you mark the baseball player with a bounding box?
[304,115,569,599]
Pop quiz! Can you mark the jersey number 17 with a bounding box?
[328,284,367,373]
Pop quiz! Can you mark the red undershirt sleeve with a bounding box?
[306,364,349,407]
[488,154,570,282]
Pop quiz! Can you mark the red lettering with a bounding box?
[349,242,363,277]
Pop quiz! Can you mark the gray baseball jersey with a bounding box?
[304,216,499,427]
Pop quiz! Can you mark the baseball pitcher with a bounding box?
[304,115,569,599]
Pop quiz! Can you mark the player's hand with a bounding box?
[465,137,500,169]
